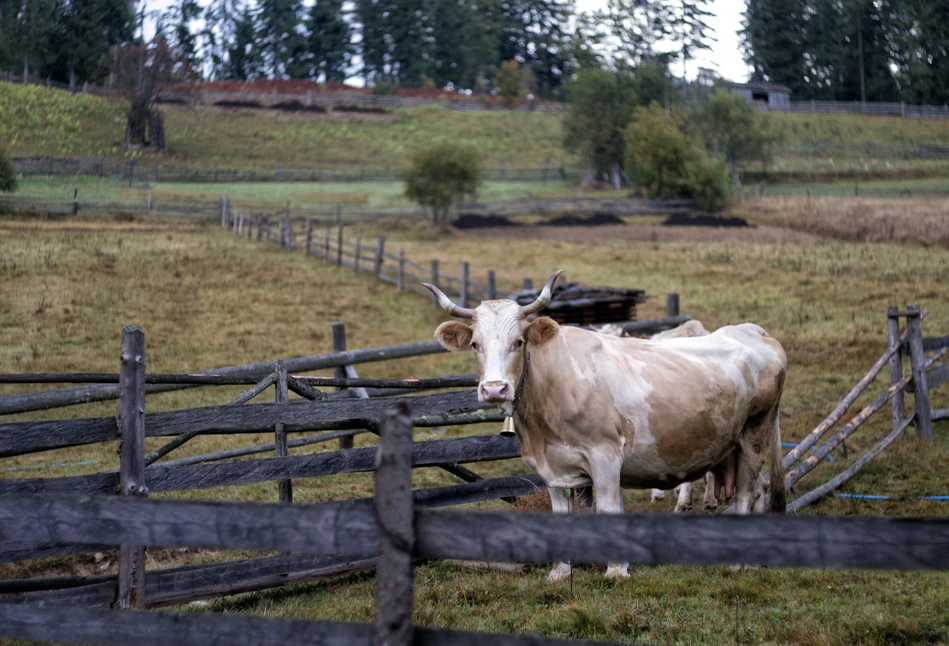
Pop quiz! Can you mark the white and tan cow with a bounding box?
[424,271,787,581]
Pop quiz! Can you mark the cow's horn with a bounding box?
[520,270,562,316]
[421,283,475,319]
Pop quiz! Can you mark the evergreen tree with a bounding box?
[164,0,202,72]
[255,0,304,78]
[6,0,64,80]
[202,0,246,80]
[880,0,949,104]
[430,0,502,90]
[305,0,351,83]
[499,0,574,97]
[356,0,387,82]
[743,0,809,96]
[225,3,261,79]
[388,0,434,86]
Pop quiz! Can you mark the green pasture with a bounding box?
[2,206,949,643]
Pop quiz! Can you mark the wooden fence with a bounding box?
[4,398,949,645]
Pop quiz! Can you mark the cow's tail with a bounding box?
[768,407,787,514]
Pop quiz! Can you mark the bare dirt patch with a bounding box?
[466,223,831,245]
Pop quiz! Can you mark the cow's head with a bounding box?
[423,271,562,415]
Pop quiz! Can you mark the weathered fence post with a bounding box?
[430,260,439,310]
[285,202,293,250]
[323,225,330,262]
[666,293,680,318]
[460,262,470,307]
[220,195,226,228]
[906,304,934,443]
[247,214,253,238]
[73,188,79,216]
[887,306,906,435]
[305,218,313,254]
[333,323,354,451]
[354,235,362,275]
[146,192,151,218]
[373,236,385,276]
[278,219,285,250]
[335,225,344,267]
[523,278,533,291]
[374,402,415,646]
[488,270,497,300]
[397,250,405,291]
[117,325,147,610]
[274,361,293,504]
[256,216,263,241]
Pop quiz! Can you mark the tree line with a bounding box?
[745,0,949,105]
[1,0,946,103]
[0,0,716,98]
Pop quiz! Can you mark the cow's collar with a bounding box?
[509,350,531,415]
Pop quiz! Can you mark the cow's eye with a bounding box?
[515,338,525,348]
[470,341,479,351]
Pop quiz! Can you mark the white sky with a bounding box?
[144,0,752,83]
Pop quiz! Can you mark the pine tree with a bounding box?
[164,0,202,72]
[388,0,434,86]
[225,4,261,79]
[255,0,304,78]
[499,0,574,97]
[880,0,949,104]
[305,0,351,83]
[356,0,387,82]
[742,0,809,95]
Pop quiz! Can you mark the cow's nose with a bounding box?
[479,381,511,402]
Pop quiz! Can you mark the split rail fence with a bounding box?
[0,303,947,643]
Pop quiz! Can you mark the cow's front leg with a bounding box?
[592,470,629,579]
[546,486,573,582]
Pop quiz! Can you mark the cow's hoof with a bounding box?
[547,563,572,582]
[605,564,630,579]
[674,503,692,513]
[704,504,717,514]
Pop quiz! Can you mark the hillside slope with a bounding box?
[4,81,949,179]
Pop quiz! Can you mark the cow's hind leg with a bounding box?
[674,482,693,513]
[734,408,779,514]
[546,486,573,582]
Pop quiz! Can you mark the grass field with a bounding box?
[2,203,949,644]
[5,81,949,182]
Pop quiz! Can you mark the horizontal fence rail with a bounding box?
[2,494,949,571]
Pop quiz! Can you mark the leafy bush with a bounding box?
[625,102,730,211]
[371,79,399,96]
[403,143,482,225]
[0,149,17,193]
[689,89,785,184]
[497,60,525,108]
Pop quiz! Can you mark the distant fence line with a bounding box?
[741,184,949,199]
[0,193,695,221]
[5,74,949,118]
[9,156,580,184]
[758,99,949,119]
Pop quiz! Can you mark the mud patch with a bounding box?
[452,214,522,229]
[663,213,750,227]
[546,212,626,227]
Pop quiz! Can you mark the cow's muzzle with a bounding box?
[479,380,512,403]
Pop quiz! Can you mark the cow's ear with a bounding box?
[525,316,560,347]
[434,321,473,352]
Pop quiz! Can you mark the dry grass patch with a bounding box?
[738,196,949,246]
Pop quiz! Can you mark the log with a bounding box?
[157,429,369,468]
[787,411,917,513]
[117,326,147,610]
[144,372,277,466]
[374,403,415,646]
[275,362,292,504]
[782,323,912,470]
[906,305,933,443]
[0,388,482,457]
[0,605,624,646]
[923,335,949,352]
[0,340,447,416]
[0,434,522,496]
[886,307,906,435]
[5,495,949,571]
[1,553,377,610]
[334,323,355,451]
[784,373,912,488]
